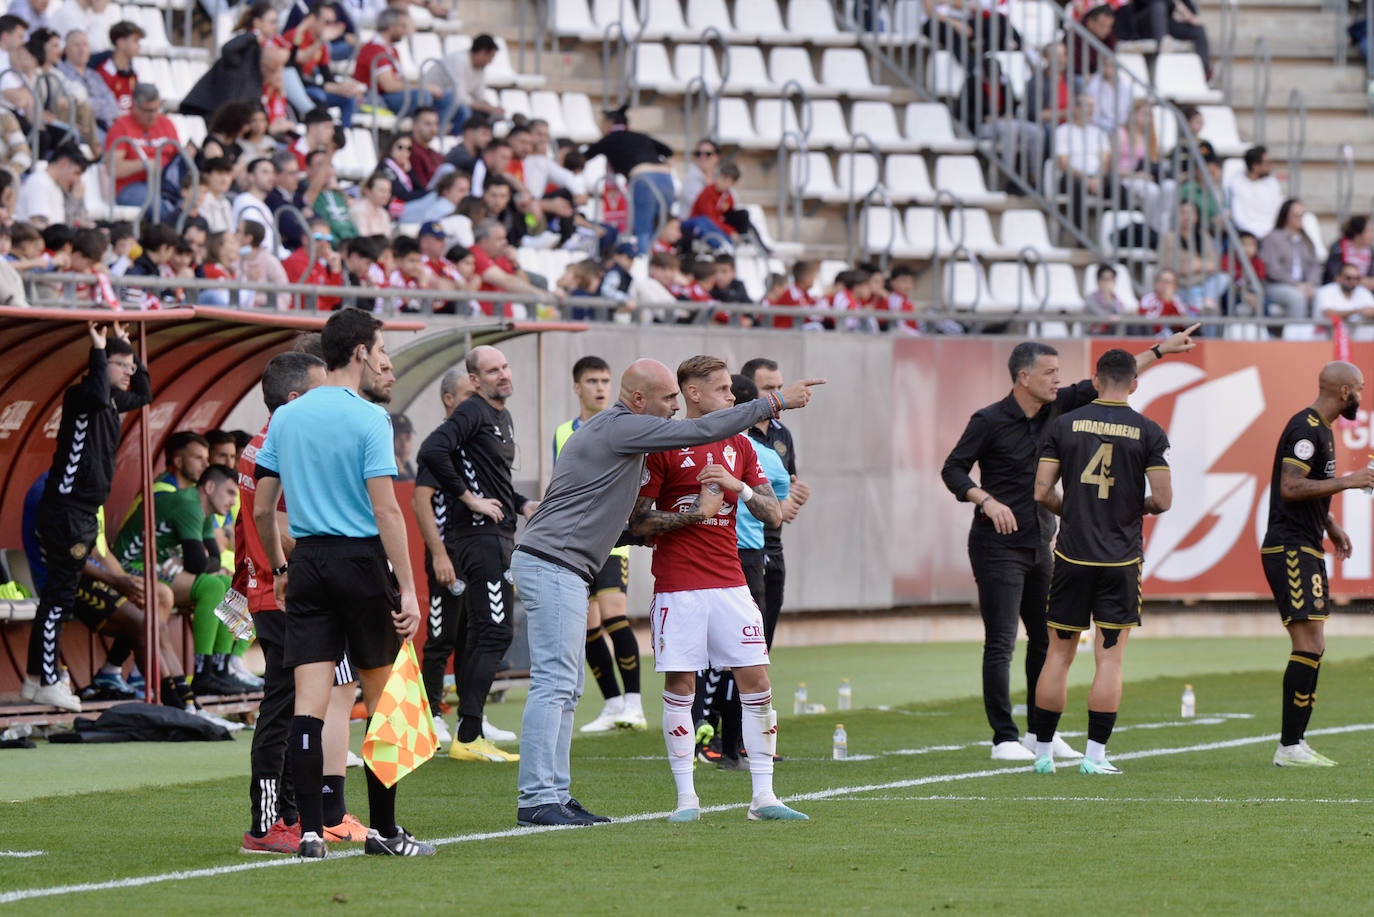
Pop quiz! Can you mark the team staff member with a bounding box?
[23,321,150,713]
[940,327,1198,761]
[512,359,823,828]
[1261,361,1372,767]
[415,345,535,764]
[255,308,433,859]
[413,365,477,747]
[556,356,647,735]
[1031,348,1173,775]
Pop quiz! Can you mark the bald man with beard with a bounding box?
[1262,360,1373,767]
[511,358,824,827]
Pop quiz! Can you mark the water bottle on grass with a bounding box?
[833,724,848,760]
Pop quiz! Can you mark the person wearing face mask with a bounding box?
[234,220,289,309]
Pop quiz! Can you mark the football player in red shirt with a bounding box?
[629,355,808,824]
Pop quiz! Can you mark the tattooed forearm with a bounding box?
[627,496,710,536]
[745,482,781,528]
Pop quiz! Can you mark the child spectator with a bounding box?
[652,215,682,254]
[685,161,739,251]
[602,240,636,297]
[558,258,609,321]
[764,259,818,330]
[389,234,435,312]
[1139,268,1194,335]
[69,226,118,309]
[1085,263,1126,333]
[709,252,752,325]
[198,157,236,233]
[197,231,236,306]
[880,265,923,335]
[235,220,289,310]
[763,271,786,303]
[8,220,63,271]
[107,221,135,275]
[1220,231,1266,316]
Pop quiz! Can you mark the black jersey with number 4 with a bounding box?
[1040,399,1170,564]
[1262,407,1335,551]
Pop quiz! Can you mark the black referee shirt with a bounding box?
[941,379,1096,547]
[749,420,797,554]
[415,394,529,541]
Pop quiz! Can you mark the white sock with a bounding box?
[739,690,778,807]
[622,692,642,714]
[605,694,625,715]
[661,691,697,806]
[1086,739,1107,763]
[99,663,120,675]
[1036,740,1053,758]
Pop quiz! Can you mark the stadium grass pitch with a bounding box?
[5,636,1374,914]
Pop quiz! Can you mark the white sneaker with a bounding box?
[346,751,364,768]
[432,716,453,746]
[228,656,264,689]
[192,707,243,732]
[1273,742,1335,767]
[991,739,1036,761]
[27,677,81,712]
[579,704,623,734]
[19,676,36,701]
[613,706,648,731]
[483,716,517,743]
[1051,733,1083,759]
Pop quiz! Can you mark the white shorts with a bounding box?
[648,585,770,673]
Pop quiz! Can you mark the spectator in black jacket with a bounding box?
[23,321,151,712]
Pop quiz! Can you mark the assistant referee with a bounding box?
[254,308,434,859]
[940,326,1197,761]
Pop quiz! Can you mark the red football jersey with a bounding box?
[234,421,286,613]
[639,433,767,593]
[765,283,813,330]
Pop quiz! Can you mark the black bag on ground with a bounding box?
[48,703,232,743]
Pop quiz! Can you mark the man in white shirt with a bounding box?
[15,144,84,227]
[1053,94,1114,227]
[49,0,115,52]
[441,32,504,134]
[1225,145,1283,238]
[0,14,33,113]
[8,0,57,31]
[1315,262,1374,340]
[230,156,279,252]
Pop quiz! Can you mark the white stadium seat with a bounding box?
[1043,263,1085,311]
[942,260,986,311]
[592,0,643,34]
[530,90,571,139]
[715,97,765,147]
[988,262,1043,311]
[849,101,917,152]
[805,99,852,148]
[785,0,855,45]
[1007,0,1060,51]
[685,0,737,39]
[634,43,686,93]
[768,47,828,96]
[724,45,777,94]
[925,50,966,99]
[1197,105,1247,157]
[560,93,601,142]
[827,152,881,204]
[884,154,935,203]
[672,43,726,93]
[819,48,890,98]
[642,0,695,40]
[903,103,975,153]
[752,99,804,146]
[499,89,533,122]
[904,206,957,259]
[1152,52,1221,103]
[789,151,841,199]
[862,205,911,256]
[956,207,1019,259]
[732,0,794,44]
[999,209,1072,261]
[933,155,1007,207]
[553,0,600,39]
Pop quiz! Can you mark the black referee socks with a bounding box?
[1033,707,1062,744]
[365,764,397,839]
[602,616,641,694]
[1281,651,1322,746]
[289,716,325,836]
[584,627,620,701]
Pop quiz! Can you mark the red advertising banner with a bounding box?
[893,337,1374,605]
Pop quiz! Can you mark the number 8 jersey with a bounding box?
[1040,399,1171,565]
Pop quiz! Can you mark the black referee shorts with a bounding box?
[1046,556,1142,633]
[71,576,122,631]
[1261,546,1330,626]
[591,552,629,597]
[283,535,401,672]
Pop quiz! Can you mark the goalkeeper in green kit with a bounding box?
[111,463,244,695]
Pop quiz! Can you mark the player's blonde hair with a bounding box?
[676,355,729,388]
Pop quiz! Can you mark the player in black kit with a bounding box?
[23,321,151,712]
[416,345,537,762]
[1261,361,1371,767]
[1031,348,1172,776]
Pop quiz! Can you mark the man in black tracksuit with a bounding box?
[24,321,151,712]
[417,345,536,761]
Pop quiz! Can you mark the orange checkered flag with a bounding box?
[361,640,438,788]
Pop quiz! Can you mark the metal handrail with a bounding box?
[625,0,650,108]
[939,243,982,314]
[933,188,967,259]
[1286,88,1306,200]
[1337,0,1350,69]
[0,67,40,157]
[857,183,897,269]
[1219,0,1237,105]
[106,135,154,225]
[1253,36,1271,145]
[367,48,411,154]
[843,131,880,259]
[519,0,551,76]
[682,26,730,156]
[777,128,808,248]
[420,56,459,134]
[1367,0,1374,115]
[601,21,631,108]
[150,138,198,228]
[1335,141,1356,228]
[1014,245,1047,314]
[33,67,80,153]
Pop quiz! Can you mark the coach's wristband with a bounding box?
[272,563,289,577]
[739,483,755,503]
[1150,343,1163,359]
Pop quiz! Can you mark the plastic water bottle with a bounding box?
[1,724,33,742]
[793,682,807,715]
[838,678,852,711]
[447,579,466,596]
[1181,684,1196,718]
[832,724,848,760]
[214,588,255,640]
[704,454,722,495]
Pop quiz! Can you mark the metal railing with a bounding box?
[32,68,80,154]
[1286,89,1306,200]
[773,80,812,249]
[106,136,155,225]
[1335,141,1356,228]
[1219,0,1238,105]
[366,49,411,153]
[682,27,730,157]
[843,131,881,255]
[519,0,552,77]
[857,183,897,268]
[936,244,982,314]
[1252,36,1271,145]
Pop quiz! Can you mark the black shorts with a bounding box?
[1261,545,1330,626]
[1045,556,1142,632]
[71,576,122,631]
[283,535,401,672]
[591,552,629,597]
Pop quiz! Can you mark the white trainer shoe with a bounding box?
[1273,742,1335,767]
[228,656,264,689]
[579,704,623,734]
[346,751,364,768]
[192,707,243,732]
[991,739,1036,761]
[25,677,81,712]
[613,706,648,731]
[432,716,453,746]
[483,716,517,743]
[1051,733,1083,759]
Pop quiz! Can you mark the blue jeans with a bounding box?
[304,86,357,128]
[514,550,588,809]
[116,155,185,223]
[378,89,454,122]
[630,171,675,256]
[682,216,732,250]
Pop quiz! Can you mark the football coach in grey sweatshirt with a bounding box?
[512,358,824,826]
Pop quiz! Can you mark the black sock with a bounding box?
[160,676,193,709]
[194,654,209,676]
[106,637,133,668]
[1282,651,1321,745]
[719,672,742,757]
[322,775,347,826]
[1033,706,1061,744]
[365,764,397,837]
[1302,652,1324,735]
[602,615,641,694]
[288,716,325,836]
[457,714,482,743]
[584,628,620,701]
[1087,709,1117,746]
[213,653,228,674]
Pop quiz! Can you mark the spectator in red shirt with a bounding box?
[651,215,681,254]
[470,216,559,317]
[1140,268,1194,334]
[417,221,461,290]
[684,161,739,251]
[281,216,344,309]
[282,1,361,128]
[96,19,142,116]
[105,82,183,221]
[408,105,443,190]
[764,260,817,330]
[354,8,453,122]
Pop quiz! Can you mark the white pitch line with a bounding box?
[0,852,44,859]
[822,796,1372,804]
[3,721,1372,906]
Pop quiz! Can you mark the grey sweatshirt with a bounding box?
[517,398,776,581]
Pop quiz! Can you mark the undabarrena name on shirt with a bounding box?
[1071,419,1141,440]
